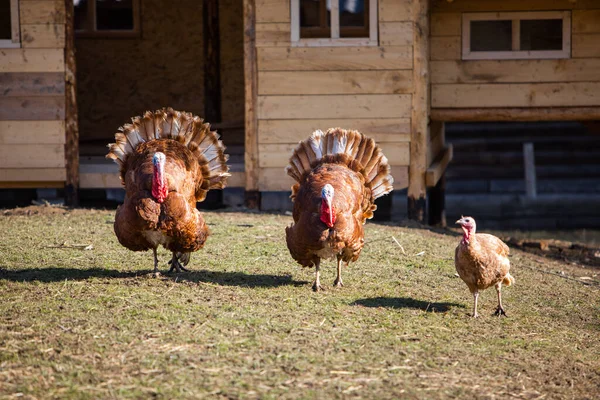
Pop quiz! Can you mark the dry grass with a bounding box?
[0,205,599,399]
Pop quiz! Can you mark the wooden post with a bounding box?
[203,0,222,122]
[523,142,537,198]
[408,0,430,222]
[64,0,79,207]
[244,0,260,209]
[427,174,446,227]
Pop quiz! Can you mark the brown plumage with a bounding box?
[285,128,394,291]
[106,108,230,275]
[455,216,515,318]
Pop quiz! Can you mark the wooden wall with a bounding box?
[0,0,67,187]
[430,0,600,112]
[252,0,414,192]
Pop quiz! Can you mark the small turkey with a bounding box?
[106,108,230,275]
[285,128,394,291]
[455,216,515,318]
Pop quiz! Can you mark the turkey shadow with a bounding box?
[351,296,464,313]
[174,270,309,288]
[0,267,143,283]
[0,266,309,288]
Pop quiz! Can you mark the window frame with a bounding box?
[462,11,571,60]
[291,0,378,47]
[75,0,141,39]
[0,0,21,49]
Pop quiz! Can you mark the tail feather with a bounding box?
[503,273,515,286]
[286,127,394,204]
[106,108,230,200]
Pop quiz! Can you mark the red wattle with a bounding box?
[152,168,168,203]
[320,198,336,228]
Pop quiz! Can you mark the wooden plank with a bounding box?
[258,46,413,71]
[20,0,65,24]
[431,59,600,84]
[573,10,600,33]
[244,0,260,197]
[64,0,78,205]
[21,24,66,48]
[256,0,289,23]
[203,0,222,122]
[430,13,461,36]
[0,49,65,73]
[379,0,412,22]
[0,144,65,168]
[408,0,429,222]
[0,168,65,182]
[258,118,411,144]
[379,22,413,46]
[0,120,65,144]
[258,142,409,168]
[426,145,453,187]
[0,72,64,96]
[427,120,444,166]
[0,181,64,188]
[258,70,413,95]
[432,0,599,12]
[256,23,290,47]
[258,165,409,191]
[573,34,600,58]
[430,107,600,122]
[0,97,65,120]
[79,172,122,189]
[430,36,460,61]
[258,94,412,119]
[0,168,66,184]
[227,171,245,188]
[432,82,600,108]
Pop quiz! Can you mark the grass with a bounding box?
[1,205,599,399]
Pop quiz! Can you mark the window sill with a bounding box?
[0,41,20,49]
[462,49,570,60]
[292,38,378,48]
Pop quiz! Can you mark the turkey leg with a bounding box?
[494,283,507,316]
[153,248,160,277]
[333,256,344,287]
[312,259,324,292]
[472,291,479,318]
[168,252,190,273]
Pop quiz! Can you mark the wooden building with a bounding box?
[1,0,600,222]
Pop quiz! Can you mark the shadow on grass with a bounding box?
[0,266,309,288]
[352,296,464,313]
[176,270,309,288]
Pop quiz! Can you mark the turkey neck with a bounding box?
[320,198,336,228]
[461,226,474,245]
[152,161,168,203]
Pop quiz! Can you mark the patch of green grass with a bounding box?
[1,207,599,399]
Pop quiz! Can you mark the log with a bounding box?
[244,0,260,207]
[408,0,429,222]
[64,0,79,206]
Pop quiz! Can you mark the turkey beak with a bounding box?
[455,218,465,226]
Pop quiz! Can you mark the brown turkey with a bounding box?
[106,108,229,275]
[285,128,394,291]
[455,216,515,318]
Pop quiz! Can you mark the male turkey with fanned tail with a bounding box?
[106,108,230,275]
[285,128,394,291]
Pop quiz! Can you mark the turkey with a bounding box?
[106,108,230,275]
[285,128,394,291]
[455,216,515,318]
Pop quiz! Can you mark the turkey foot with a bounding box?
[168,257,189,273]
[494,306,507,317]
[312,282,325,292]
[333,277,344,287]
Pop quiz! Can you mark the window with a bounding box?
[462,12,570,60]
[291,0,378,47]
[74,0,140,38]
[0,0,20,48]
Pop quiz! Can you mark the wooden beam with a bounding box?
[430,107,600,121]
[244,0,260,208]
[426,145,453,187]
[203,0,221,122]
[64,0,79,206]
[408,0,429,222]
